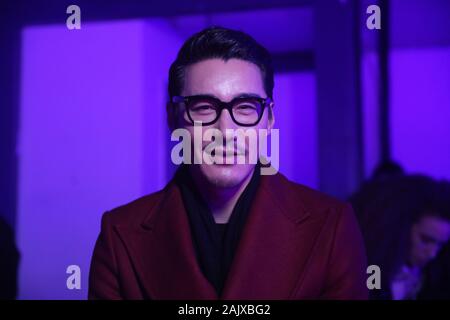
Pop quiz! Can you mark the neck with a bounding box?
[191,166,255,224]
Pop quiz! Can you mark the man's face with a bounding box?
[179,58,274,188]
[409,215,450,268]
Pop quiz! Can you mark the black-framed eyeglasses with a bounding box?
[171,95,272,127]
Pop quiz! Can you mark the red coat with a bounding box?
[89,172,368,300]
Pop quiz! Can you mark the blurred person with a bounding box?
[89,26,367,300]
[350,175,450,300]
[371,161,405,182]
[417,180,450,299]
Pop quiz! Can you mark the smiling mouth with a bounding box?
[209,148,245,157]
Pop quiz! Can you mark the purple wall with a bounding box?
[390,47,450,180]
[387,0,450,180]
[274,72,318,189]
[360,0,450,180]
[17,20,182,299]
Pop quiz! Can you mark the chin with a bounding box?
[198,163,255,188]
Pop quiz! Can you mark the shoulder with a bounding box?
[99,183,172,229]
[262,172,351,220]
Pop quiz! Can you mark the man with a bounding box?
[89,26,368,300]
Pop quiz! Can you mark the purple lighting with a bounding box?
[16,17,317,299]
[390,47,450,180]
[17,20,182,299]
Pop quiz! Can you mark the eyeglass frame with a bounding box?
[170,94,273,127]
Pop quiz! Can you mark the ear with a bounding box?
[267,101,275,132]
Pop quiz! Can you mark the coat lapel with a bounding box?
[115,182,218,299]
[115,172,327,299]
[221,173,326,299]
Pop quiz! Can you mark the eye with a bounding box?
[236,104,257,110]
[234,103,259,115]
[190,103,216,113]
[420,234,436,245]
[192,105,213,111]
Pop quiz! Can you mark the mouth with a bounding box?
[209,148,245,157]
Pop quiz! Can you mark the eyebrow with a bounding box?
[192,93,264,100]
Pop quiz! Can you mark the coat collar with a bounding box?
[115,171,325,299]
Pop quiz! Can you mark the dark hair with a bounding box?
[168,26,274,99]
[371,160,405,181]
[350,175,450,299]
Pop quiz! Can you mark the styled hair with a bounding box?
[168,26,274,99]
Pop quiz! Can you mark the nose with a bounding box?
[426,244,439,261]
[216,108,238,132]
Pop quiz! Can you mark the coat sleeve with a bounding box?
[321,203,369,300]
[88,212,122,300]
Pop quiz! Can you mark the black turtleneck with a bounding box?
[175,165,261,296]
